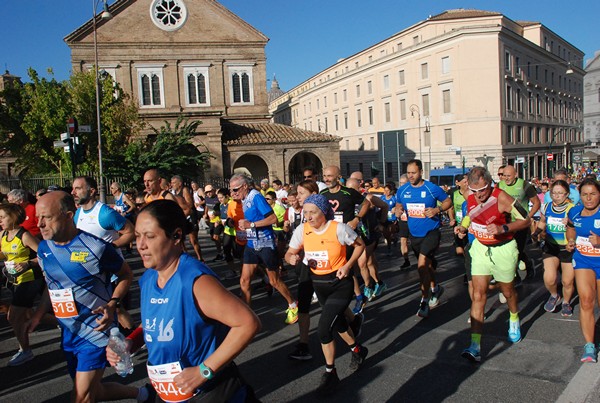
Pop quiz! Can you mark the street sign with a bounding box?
[60,132,70,141]
[53,140,69,148]
[68,117,78,135]
[79,125,92,133]
[516,157,525,163]
[573,154,582,162]
[547,153,554,161]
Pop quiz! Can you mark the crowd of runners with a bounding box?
[2,160,600,401]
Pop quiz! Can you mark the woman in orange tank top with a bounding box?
[285,194,366,396]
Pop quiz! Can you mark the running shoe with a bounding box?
[315,369,340,396]
[352,295,367,314]
[561,302,573,317]
[508,319,522,343]
[7,349,33,366]
[544,294,562,313]
[417,299,429,318]
[518,260,526,271]
[461,345,481,363]
[429,285,444,307]
[211,254,224,262]
[288,343,313,361]
[349,312,364,339]
[581,343,597,363]
[223,270,237,280]
[372,282,387,300]
[349,346,369,371]
[285,306,299,325]
[311,292,319,304]
[499,292,507,304]
[401,260,411,269]
[363,286,374,301]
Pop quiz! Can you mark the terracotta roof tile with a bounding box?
[222,122,340,146]
[429,9,502,21]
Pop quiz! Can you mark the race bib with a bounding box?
[147,362,196,403]
[245,227,258,241]
[576,236,600,257]
[546,216,566,233]
[406,203,425,218]
[469,222,495,242]
[334,212,344,223]
[305,250,331,273]
[49,288,79,318]
[456,211,463,222]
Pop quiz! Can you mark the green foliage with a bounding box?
[108,116,212,189]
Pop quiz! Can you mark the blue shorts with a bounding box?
[243,246,279,271]
[63,344,109,378]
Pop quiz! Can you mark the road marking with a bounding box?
[556,362,600,403]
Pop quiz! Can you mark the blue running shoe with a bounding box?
[352,295,366,314]
[363,286,374,301]
[372,282,387,300]
[417,299,429,318]
[508,319,521,343]
[461,345,481,363]
[581,343,597,363]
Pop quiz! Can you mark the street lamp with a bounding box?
[409,104,422,161]
[93,0,112,203]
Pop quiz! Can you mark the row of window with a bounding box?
[504,50,581,93]
[505,126,582,145]
[300,56,452,116]
[506,85,582,120]
[342,128,453,152]
[302,89,452,132]
[135,64,254,108]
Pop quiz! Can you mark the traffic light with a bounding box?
[74,142,86,165]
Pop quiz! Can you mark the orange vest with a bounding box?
[303,221,346,276]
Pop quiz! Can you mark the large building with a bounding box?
[65,0,339,182]
[584,51,600,144]
[270,9,585,180]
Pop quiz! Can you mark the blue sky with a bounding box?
[1,1,598,91]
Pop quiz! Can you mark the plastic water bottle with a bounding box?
[108,328,133,377]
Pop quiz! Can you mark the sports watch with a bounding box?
[502,224,509,234]
[199,362,214,380]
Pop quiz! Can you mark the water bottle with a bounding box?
[108,327,134,377]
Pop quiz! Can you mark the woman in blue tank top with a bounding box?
[566,178,600,363]
[107,200,260,402]
[533,180,575,316]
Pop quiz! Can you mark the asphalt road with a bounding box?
[1,227,599,402]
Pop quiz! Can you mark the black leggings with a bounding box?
[297,263,314,314]
[312,274,354,344]
[223,233,235,262]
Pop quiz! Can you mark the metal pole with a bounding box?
[396,131,401,182]
[381,132,386,182]
[93,0,106,203]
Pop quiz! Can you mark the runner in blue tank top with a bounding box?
[395,159,452,319]
[108,200,260,402]
[566,178,600,363]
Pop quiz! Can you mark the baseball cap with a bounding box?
[204,185,214,192]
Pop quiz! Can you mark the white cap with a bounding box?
[110,327,120,336]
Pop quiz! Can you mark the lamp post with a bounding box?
[409,104,422,161]
[92,0,112,203]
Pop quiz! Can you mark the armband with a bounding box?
[460,216,471,229]
[126,327,145,353]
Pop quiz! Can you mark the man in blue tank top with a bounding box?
[27,191,149,402]
[396,159,452,318]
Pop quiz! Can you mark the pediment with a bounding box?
[65,0,268,46]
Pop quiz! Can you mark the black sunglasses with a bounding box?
[230,186,242,193]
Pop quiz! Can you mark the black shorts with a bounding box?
[187,211,199,233]
[542,242,574,264]
[297,263,314,314]
[243,246,279,271]
[409,229,441,259]
[464,243,473,281]
[11,278,45,308]
[398,220,409,238]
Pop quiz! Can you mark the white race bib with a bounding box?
[49,288,79,318]
[147,361,196,402]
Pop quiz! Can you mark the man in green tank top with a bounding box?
[498,165,540,279]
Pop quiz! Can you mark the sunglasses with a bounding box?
[468,184,490,194]
[229,186,242,193]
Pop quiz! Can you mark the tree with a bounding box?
[109,116,213,188]
[67,70,143,172]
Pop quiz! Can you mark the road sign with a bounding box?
[516,157,525,163]
[68,117,78,135]
[53,140,69,148]
[60,132,70,141]
[78,125,92,133]
[573,154,582,162]
[547,153,554,161]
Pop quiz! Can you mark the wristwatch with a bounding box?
[250,222,256,229]
[502,224,509,234]
[199,362,214,380]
